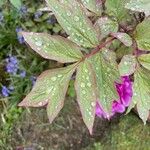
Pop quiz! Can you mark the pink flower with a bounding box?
[96,76,132,119]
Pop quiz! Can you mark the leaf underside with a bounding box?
[90,49,120,114]
[22,32,83,63]
[19,64,77,123]
[46,0,99,48]
[75,60,97,134]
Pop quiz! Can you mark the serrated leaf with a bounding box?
[75,60,96,134]
[111,32,132,47]
[10,0,21,9]
[90,49,120,115]
[45,0,99,48]
[119,55,137,76]
[95,17,119,40]
[125,0,150,17]
[22,32,83,63]
[128,67,150,124]
[105,0,131,22]
[19,64,77,123]
[81,0,102,15]
[134,19,150,50]
[138,54,150,70]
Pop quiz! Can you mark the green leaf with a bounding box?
[105,0,130,22]
[138,54,150,70]
[19,64,77,123]
[81,0,102,15]
[128,67,150,124]
[9,0,22,9]
[134,19,150,50]
[125,0,150,17]
[95,17,119,40]
[111,32,132,47]
[22,32,83,63]
[45,0,99,48]
[90,49,120,114]
[75,60,96,134]
[119,55,137,76]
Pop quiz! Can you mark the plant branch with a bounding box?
[85,37,115,58]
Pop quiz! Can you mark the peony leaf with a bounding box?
[45,0,99,48]
[22,32,83,63]
[105,0,130,22]
[119,55,137,76]
[128,67,150,124]
[90,49,120,115]
[75,60,97,134]
[111,32,132,47]
[134,19,150,50]
[138,54,150,70]
[125,0,150,17]
[19,64,77,123]
[81,0,102,15]
[95,17,119,40]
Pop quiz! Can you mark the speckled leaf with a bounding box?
[81,0,102,15]
[111,32,132,47]
[105,0,130,22]
[22,32,83,63]
[138,54,150,70]
[128,67,150,124]
[134,19,150,50]
[125,0,150,17]
[45,0,99,48]
[91,49,120,115]
[119,55,137,76]
[19,64,77,123]
[95,17,119,40]
[75,60,97,134]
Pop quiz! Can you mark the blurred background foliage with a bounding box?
[0,0,149,150]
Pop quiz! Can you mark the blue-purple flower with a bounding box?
[0,12,4,23]
[30,76,37,86]
[6,56,19,75]
[34,11,42,19]
[47,16,57,25]
[16,27,25,44]
[1,86,14,97]
[20,70,26,78]
[20,5,27,15]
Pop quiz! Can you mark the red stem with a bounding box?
[85,37,115,58]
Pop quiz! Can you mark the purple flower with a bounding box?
[20,70,26,78]
[30,76,37,86]
[96,76,133,119]
[47,16,57,24]
[16,27,25,44]
[1,86,11,97]
[6,56,19,75]
[34,11,42,19]
[20,5,27,15]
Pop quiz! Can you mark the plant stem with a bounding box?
[85,37,115,58]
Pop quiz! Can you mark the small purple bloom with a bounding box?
[30,76,37,86]
[96,76,133,119]
[34,11,42,19]
[16,27,25,44]
[20,5,27,15]
[6,56,19,75]
[20,70,26,78]
[47,16,57,24]
[1,86,11,97]
[0,12,4,23]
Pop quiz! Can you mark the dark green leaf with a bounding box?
[134,19,150,50]
[19,64,77,123]
[119,55,137,76]
[90,49,120,114]
[128,67,150,124]
[75,60,96,134]
[138,54,150,70]
[45,0,99,48]
[22,32,83,63]
[125,0,150,17]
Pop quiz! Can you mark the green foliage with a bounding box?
[9,0,22,9]
[18,0,150,133]
[138,54,150,70]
